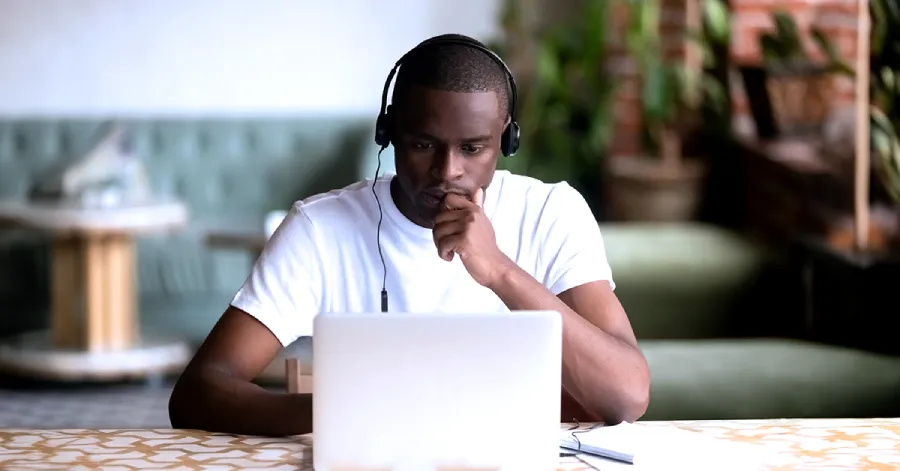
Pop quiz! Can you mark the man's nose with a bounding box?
[431,148,464,182]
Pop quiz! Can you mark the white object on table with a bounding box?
[560,422,637,463]
[568,422,778,470]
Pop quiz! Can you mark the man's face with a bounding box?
[390,85,507,228]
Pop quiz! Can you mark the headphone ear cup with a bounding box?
[374,105,393,148]
[374,114,388,148]
[501,121,521,157]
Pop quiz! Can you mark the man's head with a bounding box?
[385,34,513,228]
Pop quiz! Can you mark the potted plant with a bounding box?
[605,0,730,221]
[756,9,853,136]
[489,0,617,218]
[826,0,900,250]
[797,0,900,357]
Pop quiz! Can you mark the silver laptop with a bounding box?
[312,310,562,471]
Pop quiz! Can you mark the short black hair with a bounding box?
[390,34,511,117]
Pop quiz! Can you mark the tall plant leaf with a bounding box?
[872,106,900,205]
[811,27,854,76]
[702,0,730,44]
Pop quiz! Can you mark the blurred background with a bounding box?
[0,0,898,428]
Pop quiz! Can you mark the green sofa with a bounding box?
[1,119,898,421]
[601,224,900,420]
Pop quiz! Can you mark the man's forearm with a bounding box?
[488,262,649,424]
[169,369,312,437]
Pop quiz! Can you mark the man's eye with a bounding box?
[414,142,433,150]
[461,144,483,154]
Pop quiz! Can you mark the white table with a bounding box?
[2,419,899,469]
[0,199,192,381]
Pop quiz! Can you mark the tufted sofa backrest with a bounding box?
[0,117,377,337]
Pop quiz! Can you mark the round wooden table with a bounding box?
[0,199,192,381]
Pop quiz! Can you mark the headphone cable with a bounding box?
[371,147,389,312]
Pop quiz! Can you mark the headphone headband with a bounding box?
[374,34,521,157]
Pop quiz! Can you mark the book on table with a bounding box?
[560,422,775,470]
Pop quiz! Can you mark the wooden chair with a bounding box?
[285,358,314,394]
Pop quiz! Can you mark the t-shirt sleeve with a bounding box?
[230,202,322,347]
[540,182,615,295]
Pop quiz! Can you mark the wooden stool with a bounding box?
[0,199,192,381]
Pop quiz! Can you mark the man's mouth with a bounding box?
[420,191,445,207]
[420,188,468,208]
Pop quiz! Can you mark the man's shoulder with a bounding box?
[494,170,586,211]
[290,178,381,227]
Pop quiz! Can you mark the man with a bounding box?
[168,34,650,437]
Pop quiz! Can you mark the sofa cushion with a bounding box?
[641,338,900,420]
[599,223,775,339]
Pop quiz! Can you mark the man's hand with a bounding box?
[432,188,512,287]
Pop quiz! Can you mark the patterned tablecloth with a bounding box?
[1,418,898,470]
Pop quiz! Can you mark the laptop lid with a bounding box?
[312,310,562,471]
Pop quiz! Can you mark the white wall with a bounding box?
[0,0,501,116]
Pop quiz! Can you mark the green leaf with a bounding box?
[640,0,660,40]
[701,74,728,113]
[759,33,784,65]
[881,67,896,97]
[675,66,702,110]
[884,0,900,22]
[581,0,609,62]
[587,104,613,156]
[642,62,675,125]
[683,28,718,67]
[810,27,854,76]
[535,40,561,89]
[760,9,805,65]
[701,0,730,44]
[871,0,888,57]
[772,10,803,55]
[872,101,896,134]
[871,106,900,205]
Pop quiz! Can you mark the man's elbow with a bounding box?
[597,389,649,425]
[168,405,189,430]
[620,382,651,423]
[600,369,651,425]
[168,385,189,429]
[168,372,204,430]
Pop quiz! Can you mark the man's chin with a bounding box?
[414,206,439,228]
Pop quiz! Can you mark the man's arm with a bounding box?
[169,202,321,437]
[488,268,650,424]
[431,186,649,424]
[168,306,312,436]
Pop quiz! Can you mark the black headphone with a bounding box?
[373,34,521,157]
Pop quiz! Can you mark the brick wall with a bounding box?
[607,0,702,157]
[607,0,861,154]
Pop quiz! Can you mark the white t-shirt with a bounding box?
[230,170,614,347]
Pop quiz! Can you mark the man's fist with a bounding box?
[432,188,512,288]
